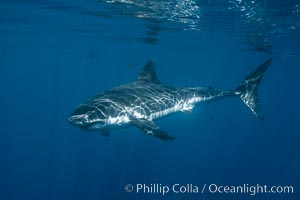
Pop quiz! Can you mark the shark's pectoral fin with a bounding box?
[100,130,110,137]
[131,118,175,141]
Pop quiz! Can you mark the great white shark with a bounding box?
[69,59,272,140]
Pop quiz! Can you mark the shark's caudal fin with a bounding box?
[235,58,272,120]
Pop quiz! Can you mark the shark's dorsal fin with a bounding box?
[137,60,160,83]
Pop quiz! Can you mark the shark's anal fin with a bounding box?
[100,130,111,137]
[182,109,193,114]
[131,118,175,141]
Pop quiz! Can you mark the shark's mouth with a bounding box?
[79,121,106,130]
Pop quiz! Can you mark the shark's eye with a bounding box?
[88,111,104,122]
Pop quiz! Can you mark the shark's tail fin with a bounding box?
[235,58,272,120]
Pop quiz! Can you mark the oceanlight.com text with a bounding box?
[124,183,294,196]
[207,183,294,196]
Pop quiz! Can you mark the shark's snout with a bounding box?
[68,115,89,126]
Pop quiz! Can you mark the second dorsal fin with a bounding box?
[137,60,160,83]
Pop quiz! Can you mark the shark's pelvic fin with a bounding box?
[100,130,111,137]
[131,117,175,141]
[137,60,161,83]
[236,58,272,120]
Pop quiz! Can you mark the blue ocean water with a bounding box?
[0,0,299,199]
